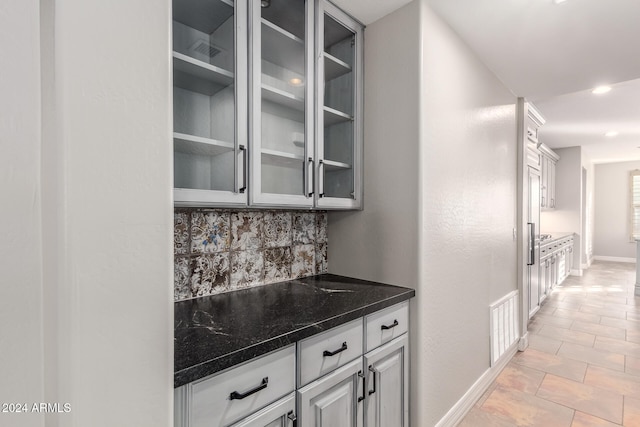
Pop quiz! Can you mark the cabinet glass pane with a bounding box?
[260,0,306,196]
[322,14,355,199]
[172,0,236,192]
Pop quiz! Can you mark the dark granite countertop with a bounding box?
[174,274,415,387]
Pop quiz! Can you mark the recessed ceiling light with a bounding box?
[605,131,619,137]
[592,86,612,95]
[553,0,567,3]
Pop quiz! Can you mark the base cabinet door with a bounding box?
[229,393,296,427]
[297,359,364,427]
[363,335,408,427]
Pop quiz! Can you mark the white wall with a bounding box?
[1,1,174,425]
[593,160,640,260]
[329,0,518,425]
[0,1,45,426]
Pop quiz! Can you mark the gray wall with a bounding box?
[593,160,640,260]
[540,147,584,270]
[1,1,174,426]
[329,0,518,425]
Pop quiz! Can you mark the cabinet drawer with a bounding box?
[190,345,295,427]
[365,302,409,352]
[298,318,363,387]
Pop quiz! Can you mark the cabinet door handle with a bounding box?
[307,157,314,197]
[229,377,268,400]
[381,320,399,330]
[239,145,247,194]
[357,370,365,402]
[368,365,377,396]
[323,342,347,357]
[287,410,297,427]
[318,159,325,198]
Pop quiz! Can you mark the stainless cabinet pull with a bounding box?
[229,377,268,400]
[323,342,347,357]
[239,145,247,194]
[381,320,399,330]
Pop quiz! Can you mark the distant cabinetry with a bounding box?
[172,0,363,209]
[539,144,559,210]
[539,234,574,303]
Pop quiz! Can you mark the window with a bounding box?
[630,170,640,240]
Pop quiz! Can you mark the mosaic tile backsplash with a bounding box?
[174,210,328,301]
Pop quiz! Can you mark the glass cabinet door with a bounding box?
[172,0,248,206]
[250,0,314,207]
[316,1,363,209]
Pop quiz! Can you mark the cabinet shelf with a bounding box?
[173,0,233,35]
[324,52,351,81]
[174,132,234,157]
[173,52,234,96]
[262,83,304,112]
[323,159,351,171]
[262,18,305,75]
[262,148,304,168]
[323,106,352,126]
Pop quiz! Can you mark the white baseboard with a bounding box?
[593,256,636,263]
[434,345,518,427]
[569,268,582,276]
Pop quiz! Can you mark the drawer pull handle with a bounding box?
[229,377,268,400]
[381,320,399,330]
[323,342,348,357]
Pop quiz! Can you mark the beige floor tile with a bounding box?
[536,374,623,424]
[625,356,640,376]
[571,320,626,340]
[584,365,640,399]
[495,362,545,395]
[558,342,625,371]
[623,396,640,426]
[600,317,640,331]
[571,411,623,427]
[627,312,640,322]
[581,305,628,320]
[457,406,521,427]
[534,314,576,328]
[626,329,640,345]
[528,333,563,355]
[538,324,596,347]
[513,348,587,382]
[481,385,574,427]
[595,336,640,358]
[555,308,602,323]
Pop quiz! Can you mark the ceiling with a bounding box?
[332,0,640,164]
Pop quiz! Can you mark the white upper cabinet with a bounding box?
[316,1,363,209]
[172,0,363,209]
[250,0,315,207]
[173,0,249,207]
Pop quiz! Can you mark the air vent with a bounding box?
[189,39,222,60]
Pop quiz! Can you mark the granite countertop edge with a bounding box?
[174,275,415,388]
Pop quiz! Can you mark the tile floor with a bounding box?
[459,261,640,427]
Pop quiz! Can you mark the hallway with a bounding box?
[459,261,640,426]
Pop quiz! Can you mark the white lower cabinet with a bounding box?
[175,303,410,427]
[364,335,409,427]
[297,359,364,427]
[229,393,296,427]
